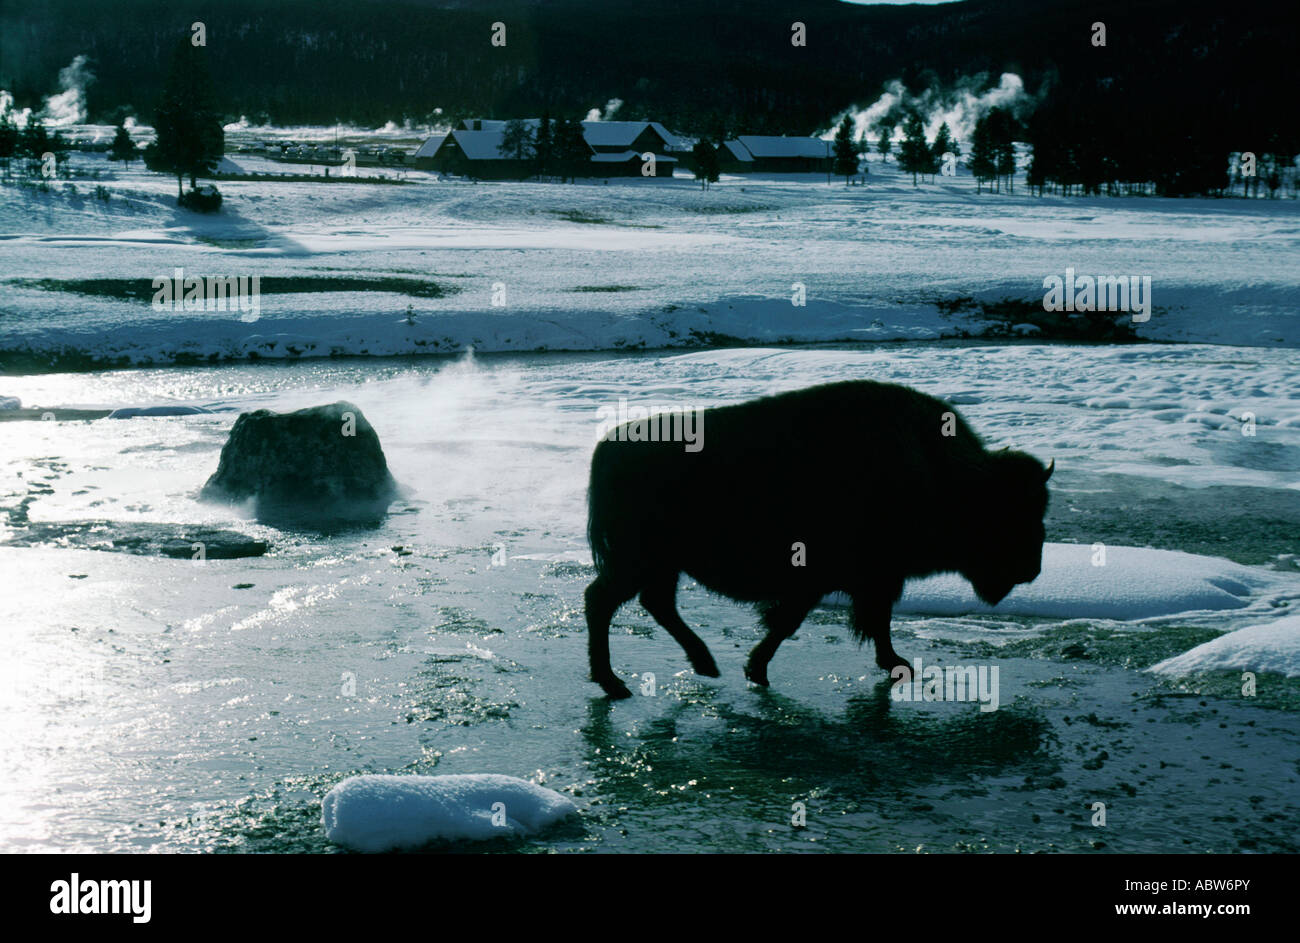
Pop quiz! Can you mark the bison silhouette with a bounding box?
[584,380,1052,699]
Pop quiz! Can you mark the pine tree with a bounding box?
[931,122,955,178]
[832,115,858,184]
[968,113,998,194]
[0,111,15,176]
[692,139,720,189]
[897,113,930,187]
[534,114,553,178]
[500,119,534,162]
[552,117,589,182]
[987,107,1017,193]
[17,119,52,161]
[108,123,139,164]
[144,38,224,198]
[874,120,894,163]
[15,120,65,177]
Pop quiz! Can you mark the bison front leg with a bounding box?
[745,596,819,687]
[849,592,910,680]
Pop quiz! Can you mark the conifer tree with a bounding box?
[968,113,998,194]
[144,38,224,198]
[832,115,859,184]
[0,111,15,176]
[692,139,720,189]
[108,123,139,164]
[534,114,553,177]
[897,113,930,187]
[552,117,589,182]
[931,122,955,178]
[874,120,894,163]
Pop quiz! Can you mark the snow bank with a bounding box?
[895,543,1282,620]
[107,405,213,418]
[1148,615,1300,678]
[321,774,578,851]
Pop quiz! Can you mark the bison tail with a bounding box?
[586,459,617,579]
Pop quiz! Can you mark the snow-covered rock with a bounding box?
[322,774,578,852]
[894,544,1281,620]
[1148,615,1300,678]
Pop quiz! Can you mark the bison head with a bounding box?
[966,450,1053,606]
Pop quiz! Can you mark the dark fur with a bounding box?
[584,380,1052,698]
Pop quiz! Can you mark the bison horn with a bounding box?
[1044,459,1055,482]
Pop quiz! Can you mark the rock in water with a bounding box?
[201,401,399,523]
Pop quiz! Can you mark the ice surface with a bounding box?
[321,774,578,852]
[896,543,1282,620]
[2,341,1298,852]
[1149,615,1300,678]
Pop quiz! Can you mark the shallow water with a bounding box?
[1,343,1297,852]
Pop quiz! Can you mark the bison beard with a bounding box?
[584,380,1053,699]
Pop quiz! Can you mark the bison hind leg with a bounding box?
[639,574,719,679]
[849,591,909,678]
[586,576,638,699]
[744,595,819,687]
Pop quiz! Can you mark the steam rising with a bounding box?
[43,55,94,126]
[0,54,95,128]
[330,349,593,551]
[822,72,1034,146]
[584,98,624,122]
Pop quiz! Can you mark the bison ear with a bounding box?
[1043,459,1055,482]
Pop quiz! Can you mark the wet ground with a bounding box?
[0,344,1296,852]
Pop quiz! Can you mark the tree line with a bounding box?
[3,0,1293,155]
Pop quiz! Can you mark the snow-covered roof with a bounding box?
[647,122,683,150]
[736,136,829,159]
[450,129,510,160]
[720,140,754,162]
[589,150,678,163]
[590,150,640,162]
[580,120,647,147]
[462,119,541,133]
[455,118,684,152]
[414,134,448,159]
[580,120,682,150]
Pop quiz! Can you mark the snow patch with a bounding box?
[896,544,1283,620]
[321,774,577,851]
[107,405,213,418]
[1149,615,1300,678]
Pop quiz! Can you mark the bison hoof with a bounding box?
[743,663,770,687]
[880,658,911,681]
[594,675,633,700]
[692,657,721,678]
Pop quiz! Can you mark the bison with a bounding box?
[584,380,1052,699]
